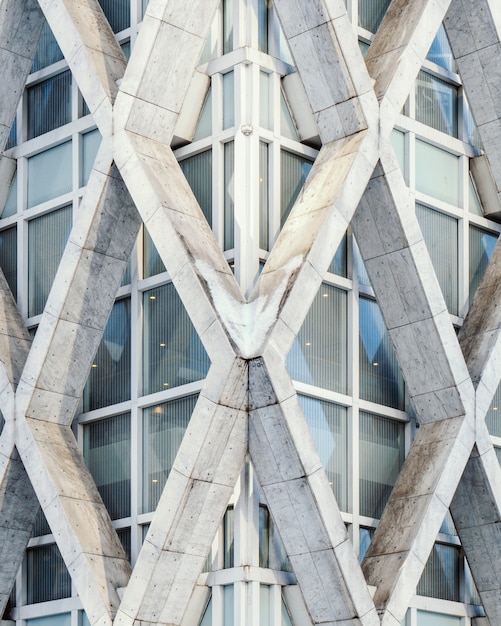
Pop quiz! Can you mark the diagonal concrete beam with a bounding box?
[353,154,474,626]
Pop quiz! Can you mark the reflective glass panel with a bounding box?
[426,24,455,72]
[180,150,212,225]
[358,0,391,32]
[143,227,166,278]
[486,383,501,437]
[142,283,210,395]
[417,544,460,601]
[142,395,198,512]
[281,150,313,226]
[27,615,71,626]
[224,141,235,250]
[28,142,72,208]
[469,225,497,305]
[223,71,235,129]
[259,141,269,250]
[193,88,212,140]
[97,0,130,32]
[0,226,17,299]
[27,71,71,139]
[2,172,17,218]
[415,140,459,206]
[287,285,348,393]
[81,129,102,186]
[27,544,71,603]
[416,70,457,137]
[32,20,64,72]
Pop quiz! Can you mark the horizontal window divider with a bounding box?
[26,60,69,87]
[9,119,95,160]
[15,597,83,621]
[203,566,295,587]
[137,272,172,292]
[292,381,353,409]
[399,118,478,158]
[357,399,410,423]
[77,401,132,424]
[411,594,474,617]
[137,382,205,410]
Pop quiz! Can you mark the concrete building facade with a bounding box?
[0,0,501,625]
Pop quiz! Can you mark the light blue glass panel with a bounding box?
[281,597,293,626]
[80,612,91,626]
[328,233,348,277]
[359,527,374,563]
[28,205,72,317]
[416,203,458,315]
[259,505,269,567]
[81,129,102,186]
[32,20,64,72]
[469,176,483,216]
[391,129,405,174]
[358,0,391,32]
[281,150,313,226]
[224,141,235,250]
[28,142,72,207]
[287,285,347,393]
[98,0,130,32]
[200,597,213,626]
[258,0,269,52]
[417,544,460,601]
[223,585,234,626]
[359,298,405,410]
[223,0,233,53]
[143,284,210,394]
[469,226,497,305]
[143,227,166,278]
[141,0,149,18]
[223,71,235,129]
[193,88,212,140]
[426,24,455,72]
[180,150,212,224]
[280,92,299,141]
[84,413,131,520]
[6,116,16,149]
[142,395,198,512]
[83,298,131,410]
[260,141,269,250]
[224,506,235,568]
[27,544,71,603]
[2,172,17,218]
[486,383,501,437]
[299,396,349,511]
[416,70,457,137]
[27,71,72,139]
[260,71,271,130]
[417,612,461,626]
[415,140,459,206]
[27,615,71,626]
[260,585,271,626]
[0,226,17,299]
[359,412,405,519]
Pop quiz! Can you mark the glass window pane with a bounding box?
[223,585,234,626]
[27,615,71,626]
[259,141,269,250]
[0,226,17,299]
[27,71,71,139]
[416,70,457,137]
[193,88,212,141]
[28,142,72,208]
[180,149,212,225]
[259,506,269,567]
[415,140,460,206]
[223,71,235,129]
[281,596,293,626]
[28,205,72,317]
[223,0,233,54]
[359,527,374,562]
[258,0,269,52]
[81,129,102,186]
[27,544,71,604]
[299,396,349,511]
[143,227,166,278]
[83,413,131,520]
[359,298,405,410]
[260,585,270,626]
[417,612,461,626]
[359,412,405,519]
[469,226,497,305]
[328,233,348,277]
[280,92,299,141]
[486,383,501,437]
[6,116,16,150]
[358,0,391,32]
[391,129,405,174]
[200,597,213,626]
[97,0,130,32]
[83,299,131,411]
[142,395,198,512]
[426,25,456,72]
[32,20,64,72]
[281,150,313,226]
[224,506,235,568]
[224,141,235,250]
[286,285,347,394]
[416,203,458,315]
[142,283,210,395]
[469,175,483,216]
[260,72,271,130]
[2,172,17,218]
[417,544,460,601]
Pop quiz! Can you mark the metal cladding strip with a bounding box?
[444,0,501,204]
[0,0,45,149]
[37,0,127,137]
[249,353,379,626]
[11,146,139,624]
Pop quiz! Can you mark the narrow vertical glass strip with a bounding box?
[415,70,458,137]
[26,544,71,603]
[416,203,458,315]
[32,20,64,72]
[83,413,131,520]
[359,412,405,519]
[81,129,102,186]
[28,142,72,208]
[259,72,271,130]
[5,116,16,150]
[469,225,497,305]
[359,297,405,410]
[27,71,72,139]
[280,150,313,226]
[0,226,17,299]
[258,0,269,53]
[28,205,72,317]
[2,173,17,218]
[193,88,212,140]
[224,141,235,250]
[259,141,269,250]
[180,149,213,225]
[223,71,235,129]
[328,233,347,277]
[143,227,166,278]
[260,585,271,626]
[298,396,348,511]
[391,129,405,174]
[223,0,234,54]
[259,506,270,567]
[83,298,131,411]
[286,285,348,394]
[142,395,198,512]
[223,585,234,626]
[142,283,210,395]
[224,506,235,568]
[280,92,299,141]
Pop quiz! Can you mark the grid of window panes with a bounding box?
[0,0,497,624]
